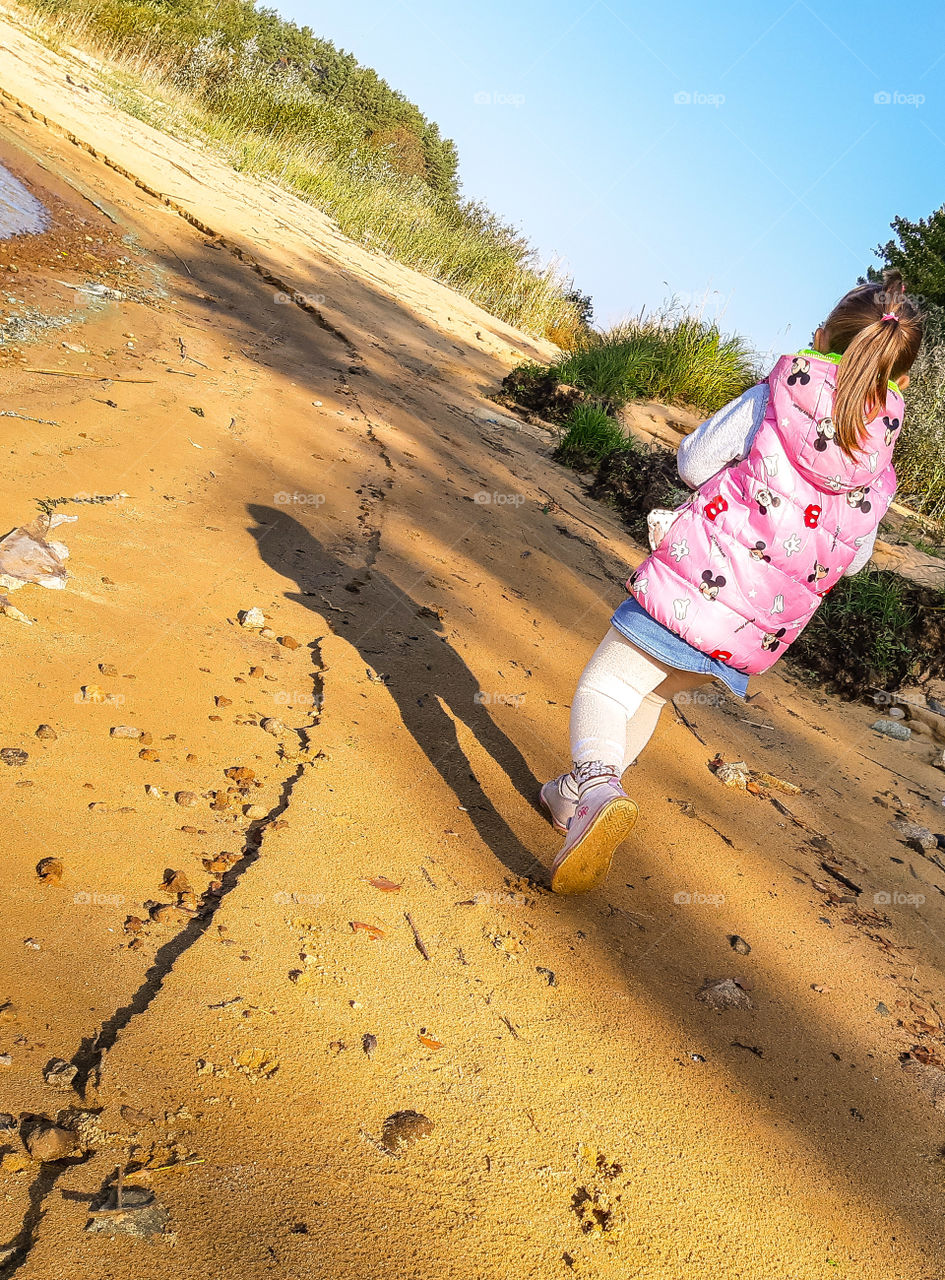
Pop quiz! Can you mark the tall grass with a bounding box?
[897,306,945,522]
[552,308,758,416]
[14,2,586,341]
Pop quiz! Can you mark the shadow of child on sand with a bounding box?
[247,504,548,882]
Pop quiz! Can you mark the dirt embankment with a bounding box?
[1,14,945,1280]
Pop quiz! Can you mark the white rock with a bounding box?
[239,608,266,629]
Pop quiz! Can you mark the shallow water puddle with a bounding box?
[0,163,50,239]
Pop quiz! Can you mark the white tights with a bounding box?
[566,628,681,793]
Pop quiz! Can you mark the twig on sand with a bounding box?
[77,192,118,224]
[177,336,208,368]
[1,410,59,426]
[404,912,430,960]
[498,1014,520,1040]
[303,590,353,616]
[536,488,610,539]
[150,1157,204,1173]
[25,369,155,383]
[767,795,819,833]
[856,750,929,790]
[672,699,707,745]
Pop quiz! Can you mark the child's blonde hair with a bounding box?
[821,269,923,458]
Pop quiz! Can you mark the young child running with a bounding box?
[542,271,923,894]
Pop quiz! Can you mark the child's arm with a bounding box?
[677,384,769,489]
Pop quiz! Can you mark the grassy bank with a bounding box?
[15,0,588,341]
[552,313,757,411]
[504,309,758,423]
[789,569,945,695]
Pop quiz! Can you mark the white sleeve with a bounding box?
[677,384,770,489]
[845,528,877,576]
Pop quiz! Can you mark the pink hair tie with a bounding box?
[881,312,898,322]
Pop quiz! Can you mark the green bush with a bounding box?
[896,306,945,521]
[555,403,631,469]
[787,568,945,694]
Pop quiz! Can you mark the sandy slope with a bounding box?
[0,13,945,1279]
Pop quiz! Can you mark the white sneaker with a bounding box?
[539,774,577,832]
[550,778,638,895]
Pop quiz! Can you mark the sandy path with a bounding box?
[0,13,945,1278]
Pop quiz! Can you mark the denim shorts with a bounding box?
[610,596,749,699]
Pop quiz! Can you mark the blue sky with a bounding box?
[278,0,945,360]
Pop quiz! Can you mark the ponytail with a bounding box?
[823,270,923,458]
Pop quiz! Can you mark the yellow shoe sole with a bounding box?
[550,798,639,895]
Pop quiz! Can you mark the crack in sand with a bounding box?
[0,646,327,1271]
[0,91,371,1266]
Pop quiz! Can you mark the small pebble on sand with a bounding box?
[35,725,57,741]
[36,858,63,885]
[43,1059,78,1089]
[380,1110,434,1155]
[696,978,753,1012]
[150,904,189,926]
[871,718,911,741]
[26,1123,76,1162]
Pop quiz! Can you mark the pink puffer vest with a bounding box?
[629,351,904,675]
